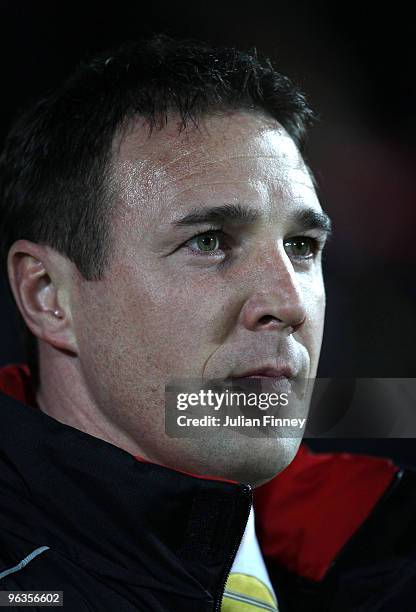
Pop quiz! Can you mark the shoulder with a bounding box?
[254,445,416,610]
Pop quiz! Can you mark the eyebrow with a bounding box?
[172,203,260,226]
[294,208,332,237]
[172,203,332,237]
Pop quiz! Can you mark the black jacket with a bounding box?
[0,389,252,611]
[1,376,416,611]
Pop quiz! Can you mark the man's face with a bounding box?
[71,111,328,486]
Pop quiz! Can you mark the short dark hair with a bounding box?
[0,33,316,385]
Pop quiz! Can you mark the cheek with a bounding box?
[309,283,326,328]
[303,279,326,369]
[104,268,227,378]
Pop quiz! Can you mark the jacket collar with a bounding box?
[0,370,252,609]
[0,364,400,587]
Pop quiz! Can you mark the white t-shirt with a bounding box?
[222,505,278,610]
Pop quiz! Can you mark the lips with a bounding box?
[230,365,295,380]
[227,366,296,399]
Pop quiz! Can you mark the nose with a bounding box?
[238,248,307,335]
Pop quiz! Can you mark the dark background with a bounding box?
[0,1,415,461]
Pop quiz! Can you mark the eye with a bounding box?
[284,236,319,259]
[186,229,229,255]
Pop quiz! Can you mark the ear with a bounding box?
[7,240,79,354]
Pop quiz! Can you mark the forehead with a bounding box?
[111,110,319,226]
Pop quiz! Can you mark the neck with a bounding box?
[36,342,146,457]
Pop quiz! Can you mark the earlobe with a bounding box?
[7,240,78,355]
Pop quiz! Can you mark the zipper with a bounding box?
[213,483,253,612]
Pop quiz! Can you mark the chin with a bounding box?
[167,436,302,489]
[224,438,302,488]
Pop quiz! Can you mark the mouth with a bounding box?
[229,366,295,380]
[225,367,296,399]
